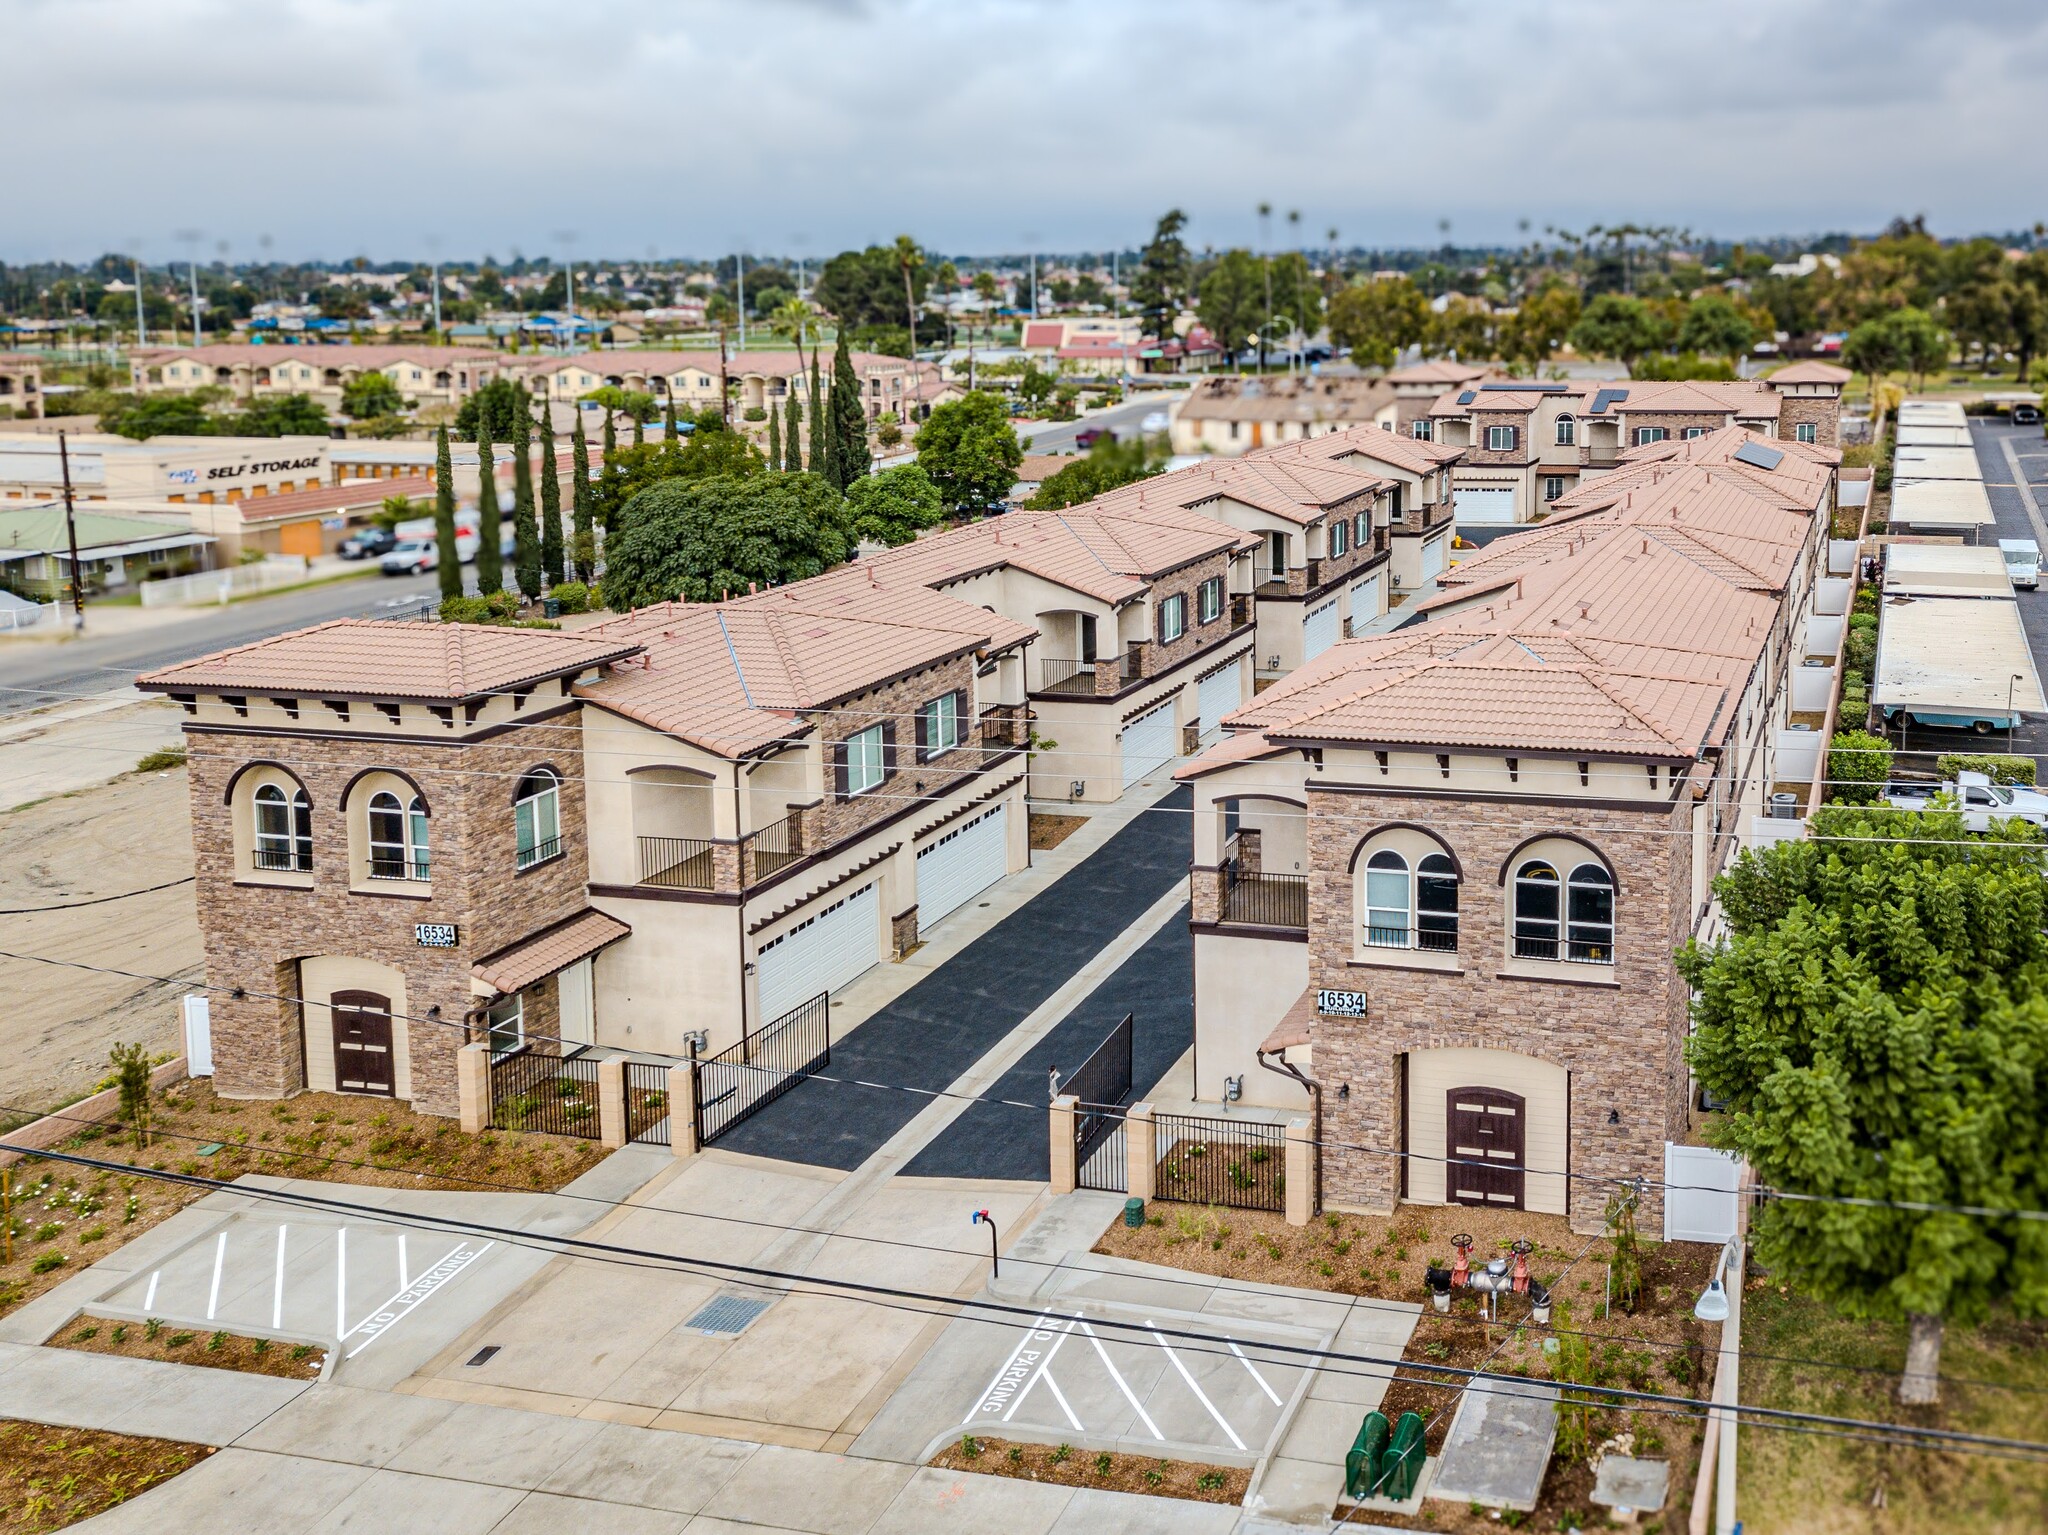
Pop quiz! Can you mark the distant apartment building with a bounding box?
[0,433,332,506]
[515,350,937,425]
[0,353,44,419]
[131,344,510,411]
[1170,362,1490,456]
[1176,424,1843,1232]
[1420,364,1849,526]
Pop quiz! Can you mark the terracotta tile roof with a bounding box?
[1262,987,1317,1052]
[133,343,503,370]
[137,619,644,700]
[1022,323,1066,349]
[1384,361,1491,386]
[1254,422,1464,474]
[1014,454,1078,484]
[1766,360,1852,385]
[1176,374,1396,424]
[1428,378,1782,421]
[1094,454,1387,527]
[517,350,910,381]
[472,908,631,996]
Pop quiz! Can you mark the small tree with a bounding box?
[569,411,595,583]
[845,464,945,546]
[510,400,542,600]
[537,404,565,587]
[473,424,503,596]
[914,391,1023,515]
[1605,1195,1642,1315]
[783,392,802,472]
[1550,1301,1595,1462]
[767,401,782,466]
[1826,728,1893,804]
[109,1042,153,1151]
[828,332,871,488]
[433,426,463,602]
[341,371,405,420]
[1569,294,1670,376]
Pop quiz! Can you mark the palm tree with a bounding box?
[771,297,820,459]
[893,234,924,357]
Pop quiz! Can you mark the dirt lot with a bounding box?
[930,1434,1247,1505]
[1027,811,1085,851]
[52,1317,328,1381]
[0,1418,211,1535]
[0,764,199,1123]
[1098,1201,1717,1532]
[0,1078,606,1323]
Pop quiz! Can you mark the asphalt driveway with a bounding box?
[715,787,1192,1170]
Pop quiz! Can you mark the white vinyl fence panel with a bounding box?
[1664,1142,1744,1244]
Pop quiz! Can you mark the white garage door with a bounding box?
[756,882,881,1024]
[1121,701,1177,789]
[1197,660,1243,741]
[1304,599,1340,660]
[1347,573,1382,635]
[917,803,1008,934]
[1421,534,1448,582]
[1453,487,1516,525]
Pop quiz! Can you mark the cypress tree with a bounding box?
[767,401,781,469]
[538,402,564,587]
[570,411,594,583]
[473,423,503,595]
[829,332,871,486]
[784,391,802,472]
[631,408,644,449]
[511,395,542,599]
[433,426,463,603]
[806,355,825,474]
[599,409,620,532]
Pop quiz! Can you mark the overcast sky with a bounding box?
[13,0,2047,266]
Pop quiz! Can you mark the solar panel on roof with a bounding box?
[1732,441,1784,471]
[1457,391,1476,405]
[1590,388,1630,414]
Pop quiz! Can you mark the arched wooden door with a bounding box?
[1446,1086,1524,1209]
[331,989,396,1097]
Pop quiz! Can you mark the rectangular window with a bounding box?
[1485,424,1520,452]
[486,994,524,1059]
[1353,511,1369,546]
[1795,422,1818,444]
[1330,519,1348,557]
[1197,576,1224,624]
[1411,420,1432,440]
[1543,477,1565,503]
[843,724,886,796]
[917,693,964,760]
[1683,426,1707,439]
[1633,426,1668,446]
[1157,592,1187,644]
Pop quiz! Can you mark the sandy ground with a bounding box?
[0,759,199,1120]
[0,695,185,809]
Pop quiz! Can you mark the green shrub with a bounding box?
[135,746,187,773]
[1828,729,1893,804]
[742,406,768,422]
[31,1252,67,1275]
[548,581,592,614]
[1936,752,2036,786]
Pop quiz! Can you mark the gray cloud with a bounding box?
[8,0,2044,264]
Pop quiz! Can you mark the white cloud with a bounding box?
[8,0,2045,263]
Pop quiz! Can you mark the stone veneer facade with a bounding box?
[185,708,592,1116]
[1303,786,1695,1234]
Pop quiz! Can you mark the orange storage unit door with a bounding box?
[278,518,325,558]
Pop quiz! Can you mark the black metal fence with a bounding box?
[1076,1104,1127,1192]
[490,1047,602,1138]
[1220,862,1308,929]
[626,1059,673,1145]
[693,993,830,1146]
[1153,1112,1287,1211]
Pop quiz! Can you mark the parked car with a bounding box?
[380,539,438,576]
[2013,402,2042,426]
[1885,771,2048,831]
[2000,537,2040,591]
[341,527,396,560]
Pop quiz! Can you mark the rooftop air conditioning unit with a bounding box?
[1769,792,1801,820]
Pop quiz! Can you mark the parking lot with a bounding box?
[98,1210,498,1360]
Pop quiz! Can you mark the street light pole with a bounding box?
[131,250,146,348]
[58,431,85,634]
[2010,674,2023,754]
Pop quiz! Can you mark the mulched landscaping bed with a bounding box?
[0,1078,606,1322]
[1027,812,1086,851]
[929,1434,1248,1505]
[50,1317,328,1380]
[1097,1201,1718,1532]
[0,1419,211,1534]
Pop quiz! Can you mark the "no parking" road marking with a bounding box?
[341,1241,494,1359]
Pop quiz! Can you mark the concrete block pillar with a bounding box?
[668,1061,699,1158]
[1285,1116,1314,1227]
[1049,1094,1078,1195]
[597,1057,628,1150]
[1126,1103,1157,1201]
[457,1042,492,1135]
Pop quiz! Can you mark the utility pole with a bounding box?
[737,250,748,350]
[175,228,204,348]
[130,249,146,347]
[59,432,85,634]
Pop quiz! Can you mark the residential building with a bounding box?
[1174,425,1842,1232]
[1421,367,1847,526]
[130,345,510,411]
[0,353,43,419]
[1170,364,1490,458]
[0,433,332,505]
[515,350,933,426]
[0,506,213,598]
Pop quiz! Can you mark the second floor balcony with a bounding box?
[635,808,806,893]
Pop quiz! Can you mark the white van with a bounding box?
[1999,538,2040,591]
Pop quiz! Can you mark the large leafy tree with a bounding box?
[1497,280,1583,371]
[914,390,1022,514]
[815,244,928,329]
[1025,434,1169,510]
[1675,292,1757,362]
[433,426,463,602]
[1680,805,2048,1404]
[845,463,946,546]
[1129,210,1192,343]
[1266,251,1323,343]
[1426,295,1495,361]
[341,372,405,420]
[827,332,871,489]
[234,393,330,436]
[1326,276,1430,369]
[98,393,212,440]
[454,377,528,443]
[602,472,851,608]
[1196,248,1264,362]
[1568,293,1670,375]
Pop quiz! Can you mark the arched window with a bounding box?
[367,790,429,880]
[1555,414,1576,447]
[253,783,312,873]
[1512,860,1561,959]
[1364,850,1410,948]
[515,769,562,869]
[1416,852,1459,951]
[1566,863,1615,963]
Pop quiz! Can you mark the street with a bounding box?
[1019,393,1172,454]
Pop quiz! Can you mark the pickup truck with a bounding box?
[1884,771,2048,830]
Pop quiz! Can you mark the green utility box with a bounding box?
[1381,1411,1425,1500]
[1344,1411,1390,1500]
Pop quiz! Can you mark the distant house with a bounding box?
[0,506,213,598]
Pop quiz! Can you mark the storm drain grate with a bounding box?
[686,1293,773,1336]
